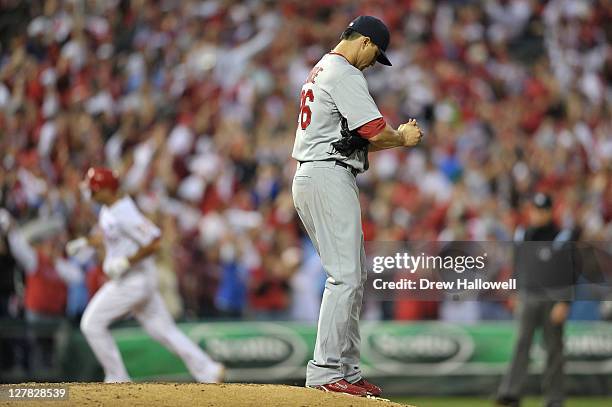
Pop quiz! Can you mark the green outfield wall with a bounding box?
[55,321,612,395]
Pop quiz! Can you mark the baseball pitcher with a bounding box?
[291,16,423,396]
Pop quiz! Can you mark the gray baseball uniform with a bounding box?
[291,53,382,386]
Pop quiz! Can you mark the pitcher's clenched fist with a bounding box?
[398,119,423,147]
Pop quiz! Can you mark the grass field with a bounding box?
[390,397,611,407]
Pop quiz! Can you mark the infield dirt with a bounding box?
[1,383,415,407]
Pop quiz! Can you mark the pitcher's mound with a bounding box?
[2,383,415,406]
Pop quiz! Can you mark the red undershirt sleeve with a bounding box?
[356,117,386,139]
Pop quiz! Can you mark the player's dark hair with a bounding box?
[341,29,363,41]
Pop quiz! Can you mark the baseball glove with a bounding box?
[330,117,370,159]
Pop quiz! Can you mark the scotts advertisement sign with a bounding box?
[360,323,475,375]
[110,322,612,381]
[187,323,310,381]
[532,324,612,374]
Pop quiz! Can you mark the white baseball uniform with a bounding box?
[80,195,222,383]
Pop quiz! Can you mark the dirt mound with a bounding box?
[1,383,414,407]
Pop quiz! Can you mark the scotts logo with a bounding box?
[188,323,308,381]
[565,333,612,360]
[371,333,459,363]
[361,323,474,375]
[206,337,292,365]
[533,329,612,365]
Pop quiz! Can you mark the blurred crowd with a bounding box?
[0,0,610,334]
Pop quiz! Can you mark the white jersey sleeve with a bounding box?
[330,74,382,131]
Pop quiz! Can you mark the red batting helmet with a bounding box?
[85,167,119,192]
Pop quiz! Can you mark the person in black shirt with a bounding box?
[496,193,573,407]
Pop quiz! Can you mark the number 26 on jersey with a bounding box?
[299,88,314,130]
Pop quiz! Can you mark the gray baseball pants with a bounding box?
[292,160,367,386]
[497,296,565,407]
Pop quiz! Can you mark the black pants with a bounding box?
[497,297,565,407]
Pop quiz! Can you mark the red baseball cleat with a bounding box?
[352,378,383,396]
[307,379,369,397]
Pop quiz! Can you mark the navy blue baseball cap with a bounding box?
[344,16,392,66]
